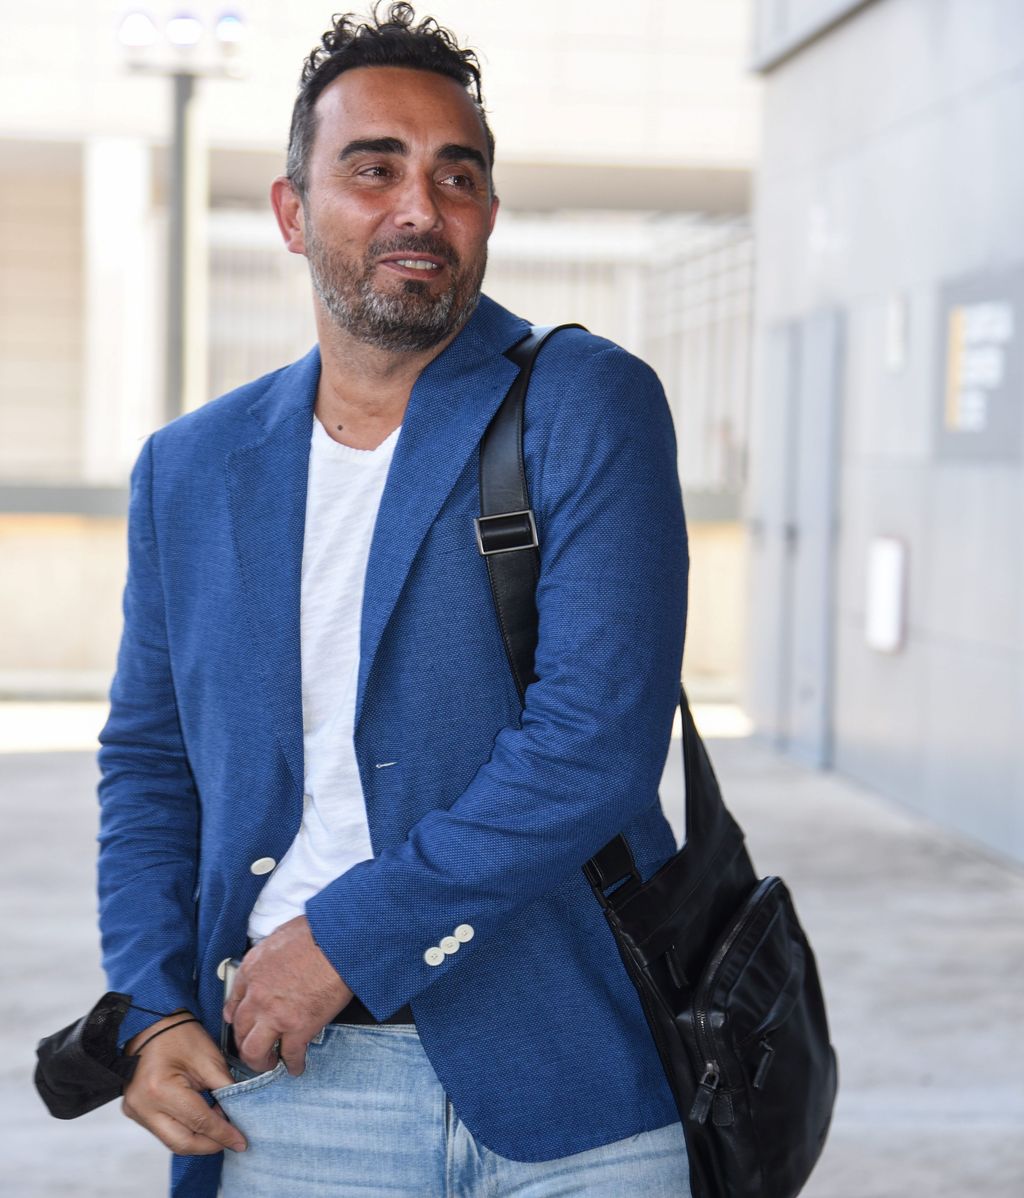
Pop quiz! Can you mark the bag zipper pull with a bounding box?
[753,1037,775,1090]
[689,1062,721,1125]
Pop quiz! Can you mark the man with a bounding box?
[98,5,690,1196]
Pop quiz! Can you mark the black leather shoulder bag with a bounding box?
[477,325,839,1198]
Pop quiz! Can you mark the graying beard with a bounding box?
[312,262,479,354]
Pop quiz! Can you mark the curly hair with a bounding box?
[285,3,495,196]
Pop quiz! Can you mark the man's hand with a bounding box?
[122,1016,246,1155]
[223,914,353,1077]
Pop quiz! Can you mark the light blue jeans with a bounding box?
[214,1023,689,1196]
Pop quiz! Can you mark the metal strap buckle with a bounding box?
[474,509,539,556]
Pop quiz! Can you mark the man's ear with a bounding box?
[270,176,306,255]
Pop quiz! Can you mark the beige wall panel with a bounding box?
[683,522,748,697]
[0,172,83,481]
[0,516,126,686]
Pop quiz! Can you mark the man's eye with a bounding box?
[440,172,476,189]
[357,164,391,179]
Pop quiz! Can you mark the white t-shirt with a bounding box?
[247,416,400,941]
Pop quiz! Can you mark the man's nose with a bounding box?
[391,171,443,232]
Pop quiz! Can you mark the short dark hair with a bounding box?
[286,2,495,197]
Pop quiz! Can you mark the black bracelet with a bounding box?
[135,1016,200,1054]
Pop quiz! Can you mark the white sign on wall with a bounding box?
[865,537,907,654]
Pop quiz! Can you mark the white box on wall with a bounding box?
[865,536,907,653]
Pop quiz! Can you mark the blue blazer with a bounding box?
[98,295,689,1197]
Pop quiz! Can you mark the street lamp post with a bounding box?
[167,69,197,426]
[118,9,245,425]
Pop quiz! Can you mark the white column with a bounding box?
[82,136,160,482]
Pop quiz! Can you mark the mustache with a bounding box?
[368,234,460,268]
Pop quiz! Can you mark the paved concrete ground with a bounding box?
[3,730,1022,1197]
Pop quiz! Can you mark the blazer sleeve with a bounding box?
[96,436,201,1044]
[306,342,689,1019]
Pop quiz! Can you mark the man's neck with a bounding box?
[313,307,464,451]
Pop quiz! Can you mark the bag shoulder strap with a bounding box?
[476,325,580,699]
[478,324,642,897]
[478,324,738,902]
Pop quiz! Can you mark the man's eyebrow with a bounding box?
[338,137,407,161]
[437,143,488,173]
[336,137,488,174]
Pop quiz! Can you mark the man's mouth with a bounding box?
[373,242,455,279]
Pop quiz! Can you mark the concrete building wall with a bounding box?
[747,0,1024,861]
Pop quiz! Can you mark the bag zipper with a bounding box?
[688,878,776,1122]
[689,1062,721,1124]
[752,1036,776,1090]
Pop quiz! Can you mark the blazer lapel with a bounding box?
[225,348,320,796]
[356,299,529,725]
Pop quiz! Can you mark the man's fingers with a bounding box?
[129,1107,240,1156]
[238,1023,281,1075]
[278,1032,308,1077]
[123,1085,246,1154]
[196,1050,235,1092]
[168,1087,247,1152]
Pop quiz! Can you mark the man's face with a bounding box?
[295,66,498,353]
